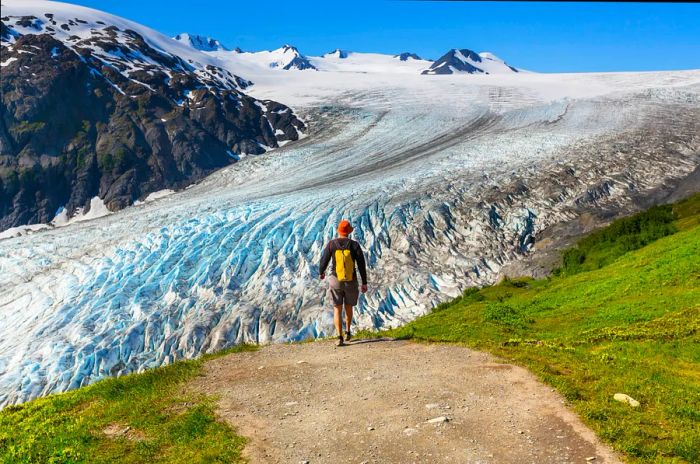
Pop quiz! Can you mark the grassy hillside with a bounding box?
[379,193,700,463]
[0,346,255,464]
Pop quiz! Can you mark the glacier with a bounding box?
[1,63,700,406]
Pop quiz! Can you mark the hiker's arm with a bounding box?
[355,244,368,285]
[319,242,331,278]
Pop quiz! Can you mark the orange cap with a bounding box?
[337,219,353,236]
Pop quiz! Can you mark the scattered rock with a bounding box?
[102,423,146,441]
[425,403,440,409]
[427,416,449,424]
[586,457,597,462]
[613,393,640,407]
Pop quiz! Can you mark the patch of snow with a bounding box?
[133,189,176,206]
[51,206,69,226]
[69,196,111,223]
[0,57,18,67]
[0,224,50,240]
[173,32,227,52]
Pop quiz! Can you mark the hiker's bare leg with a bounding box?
[333,305,343,336]
[344,304,353,332]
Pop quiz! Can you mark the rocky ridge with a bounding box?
[0,7,305,230]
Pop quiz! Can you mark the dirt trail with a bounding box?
[190,339,619,464]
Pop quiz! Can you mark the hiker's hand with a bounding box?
[361,284,367,293]
[320,273,325,280]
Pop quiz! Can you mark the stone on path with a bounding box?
[427,416,450,424]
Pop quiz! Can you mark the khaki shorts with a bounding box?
[327,275,359,306]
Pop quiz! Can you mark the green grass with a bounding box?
[0,345,257,464]
[558,203,678,276]
[370,193,700,463]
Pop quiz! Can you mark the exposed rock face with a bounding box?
[325,48,349,59]
[0,16,305,231]
[423,48,483,74]
[273,45,316,70]
[422,48,519,75]
[395,52,422,61]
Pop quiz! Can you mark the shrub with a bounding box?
[559,204,677,275]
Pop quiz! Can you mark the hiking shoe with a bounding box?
[345,331,352,341]
[336,336,344,347]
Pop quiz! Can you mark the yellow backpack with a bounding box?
[335,243,354,282]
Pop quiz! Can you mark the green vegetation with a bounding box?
[374,193,700,463]
[0,345,257,464]
[559,204,678,276]
[12,120,46,134]
[75,146,91,169]
[98,148,128,172]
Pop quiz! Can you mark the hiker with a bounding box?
[319,219,368,346]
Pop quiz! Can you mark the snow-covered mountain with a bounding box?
[395,52,423,61]
[1,0,699,409]
[422,48,520,74]
[233,44,317,70]
[324,48,349,59]
[0,0,305,230]
[191,45,433,78]
[173,32,227,51]
[309,51,432,74]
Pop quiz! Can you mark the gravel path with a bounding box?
[190,339,619,464]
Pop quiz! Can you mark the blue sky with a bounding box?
[69,1,699,73]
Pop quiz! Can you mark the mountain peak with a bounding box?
[173,32,227,51]
[324,48,349,59]
[280,44,299,53]
[394,52,422,61]
[269,44,316,70]
[422,47,519,75]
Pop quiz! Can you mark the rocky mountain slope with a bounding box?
[0,1,305,231]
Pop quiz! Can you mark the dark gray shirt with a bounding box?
[319,237,368,284]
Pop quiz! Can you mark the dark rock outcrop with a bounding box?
[325,48,349,59]
[274,45,316,71]
[422,48,484,75]
[395,52,422,61]
[422,48,519,75]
